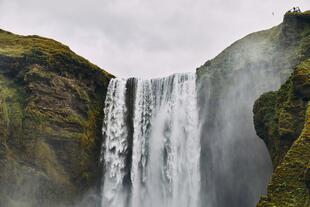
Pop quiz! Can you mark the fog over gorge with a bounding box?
[0,1,309,207]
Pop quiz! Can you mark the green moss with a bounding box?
[254,58,309,169]
[292,59,310,99]
[0,74,24,144]
[0,29,112,206]
[78,105,102,186]
[278,108,295,138]
[0,29,114,87]
[33,140,72,188]
[255,59,310,206]
[257,104,310,207]
[253,91,278,145]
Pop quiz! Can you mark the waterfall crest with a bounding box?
[101,73,200,207]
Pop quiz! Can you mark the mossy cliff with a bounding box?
[0,29,113,206]
[196,11,310,207]
[252,12,310,207]
[254,48,310,206]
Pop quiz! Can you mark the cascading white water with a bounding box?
[101,73,200,207]
[101,78,129,207]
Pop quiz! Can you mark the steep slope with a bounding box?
[254,48,310,206]
[196,11,310,207]
[0,29,113,207]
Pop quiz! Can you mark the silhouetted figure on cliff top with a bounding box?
[289,7,301,13]
[296,7,301,12]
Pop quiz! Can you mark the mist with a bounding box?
[197,24,295,206]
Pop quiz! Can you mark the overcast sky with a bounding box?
[0,0,309,78]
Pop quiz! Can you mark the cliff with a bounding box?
[0,29,113,206]
[254,58,310,207]
[252,11,310,207]
[252,11,310,206]
[197,10,310,207]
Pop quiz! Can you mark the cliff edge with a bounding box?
[253,11,310,207]
[0,29,113,206]
[197,10,310,207]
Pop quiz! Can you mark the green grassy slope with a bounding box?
[0,29,113,207]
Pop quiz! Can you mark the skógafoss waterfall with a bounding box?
[101,73,200,207]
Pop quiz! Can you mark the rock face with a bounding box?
[252,12,310,207]
[0,29,113,206]
[253,59,310,207]
[253,60,309,167]
[197,11,310,207]
[254,47,310,207]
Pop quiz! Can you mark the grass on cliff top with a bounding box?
[0,29,113,78]
[259,103,310,207]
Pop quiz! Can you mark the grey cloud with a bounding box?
[0,0,309,78]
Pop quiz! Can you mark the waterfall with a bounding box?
[101,73,200,207]
[101,78,129,207]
